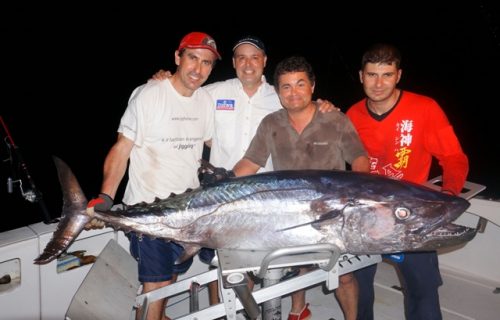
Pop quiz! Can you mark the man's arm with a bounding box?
[150,70,339,114]
[315,98,340,113]
[439,153,469,195]
[85,133,134,228]
[435,123,468,195]
[100,133,134,198]
[150,69,171,81]
[426,108,469,195]
[233,158,261,177]
[351,155,370,173]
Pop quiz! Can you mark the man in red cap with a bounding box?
[86,31,220,320]
[177,31,221,60]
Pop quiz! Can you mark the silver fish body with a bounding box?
[34,157,475,264]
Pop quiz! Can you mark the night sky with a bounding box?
[2,3,499,231]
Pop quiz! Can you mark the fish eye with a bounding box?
[394,207,411,220]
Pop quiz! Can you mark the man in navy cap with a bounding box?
[190,34,285,312]
[206,35,280,173]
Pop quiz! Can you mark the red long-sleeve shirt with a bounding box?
[347,91,468,195]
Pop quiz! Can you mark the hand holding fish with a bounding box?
[198,159,234,186]
[85,193,113,229]
[88,193,114,212]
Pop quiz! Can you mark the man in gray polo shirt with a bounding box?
[233,56,369,320]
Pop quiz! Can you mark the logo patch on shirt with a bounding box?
[216,99,235,110]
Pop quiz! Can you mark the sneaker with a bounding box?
[288,303,311,320]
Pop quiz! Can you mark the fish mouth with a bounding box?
[415,196,471,238]
[421,223,477,249]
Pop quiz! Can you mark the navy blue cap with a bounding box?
[232,36,266,53]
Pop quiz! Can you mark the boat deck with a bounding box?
[161,252,499,320]
[276,261,500,320]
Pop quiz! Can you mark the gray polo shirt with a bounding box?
[244,108,367,170]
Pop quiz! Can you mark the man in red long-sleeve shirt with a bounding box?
[347,43,468,320]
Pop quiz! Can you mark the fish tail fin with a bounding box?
[34,156,91,265]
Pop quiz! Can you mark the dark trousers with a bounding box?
[355,251,443,320]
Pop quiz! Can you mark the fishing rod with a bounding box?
[1,115,53,223]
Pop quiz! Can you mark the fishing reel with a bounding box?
[2,115,53,223]
[7,176,38,203]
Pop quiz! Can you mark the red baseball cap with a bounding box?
[178,32,221,60]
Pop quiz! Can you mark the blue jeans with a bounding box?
[198,247,216,265]
[355,251,443,320]
[129,233,193,283]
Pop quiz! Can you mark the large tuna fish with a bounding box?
[34,157,475,264]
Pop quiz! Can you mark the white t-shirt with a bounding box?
[205,77,281,171]
[118,79,214,205]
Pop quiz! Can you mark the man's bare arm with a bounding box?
[233,158,261,177]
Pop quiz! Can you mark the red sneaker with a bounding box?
[288,303,312,320]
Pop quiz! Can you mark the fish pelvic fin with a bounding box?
[176,243,202,264]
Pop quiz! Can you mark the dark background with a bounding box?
[2,2,499,231]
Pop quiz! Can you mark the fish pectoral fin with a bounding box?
[176,244,202,264]
[277,209,342,232]
[318,209,342,221]
[311,210,343,230]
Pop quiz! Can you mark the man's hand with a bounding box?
[150,69,172,81]
[87,193,114,212]
[85,193,113,230]
[316,98,340,113]
[198,160,235,186]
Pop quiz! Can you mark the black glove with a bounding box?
[198,160,234,186]
[202,167,235,186]
[84,193,113,230]
[87,193,114,212]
